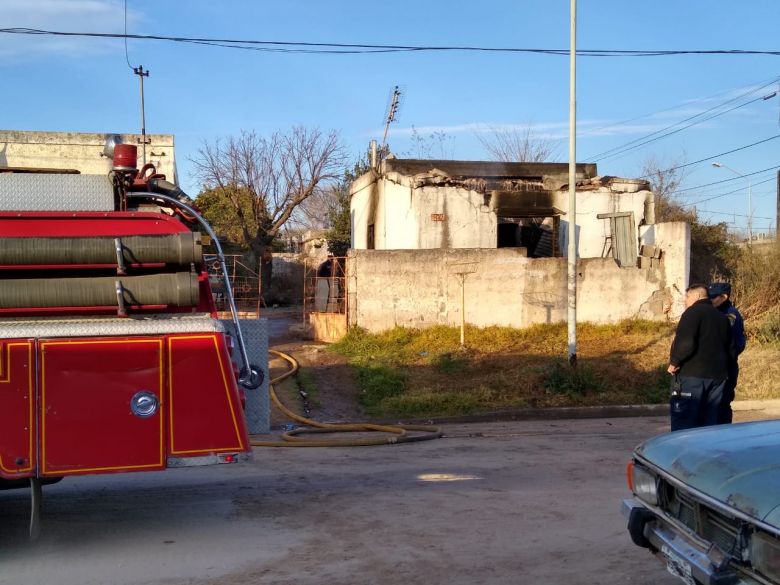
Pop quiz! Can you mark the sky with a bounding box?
[1,0,778,236]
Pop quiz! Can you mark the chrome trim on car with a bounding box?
[634,454,780,538]
[622,500,758,585]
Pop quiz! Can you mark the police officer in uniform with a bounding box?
[667,284,732,431]
[708,282,746,423]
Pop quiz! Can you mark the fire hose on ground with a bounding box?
[250,349,442,447]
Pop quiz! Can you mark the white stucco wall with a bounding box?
[640,221,690,319]
[347,221,687,332]
[350,168,652,259]
[350,175,497,249]
[555,188,651,259]
[0,130,177,183]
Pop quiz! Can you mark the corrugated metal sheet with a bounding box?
[614,213,637,268]
[597,212,637,268]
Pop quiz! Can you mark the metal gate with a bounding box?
[204,254,263,318]
[303,256,347,342]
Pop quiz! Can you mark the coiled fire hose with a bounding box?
[250,349,442,447]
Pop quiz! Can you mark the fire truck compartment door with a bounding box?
[0,340,35,479]
[40,338,164,476]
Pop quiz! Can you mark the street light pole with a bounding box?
[567,0,577,367]
[712,162,752,241]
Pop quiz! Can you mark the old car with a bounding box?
[622,420,780,585]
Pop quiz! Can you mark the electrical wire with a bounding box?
[584,74,780,136]
[588,81,779,162]
[697,209,773,220]
[638,134,780,179]
[2,27,780,57]
[673,165,780,195]
[123,0,133,69]
[679,176,777,207]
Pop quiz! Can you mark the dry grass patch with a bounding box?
[331,321,677,418]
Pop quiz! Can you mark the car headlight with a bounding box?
[751,531,780,581]
[629,462,658,506]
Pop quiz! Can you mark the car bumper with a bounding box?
[622,499,760,585]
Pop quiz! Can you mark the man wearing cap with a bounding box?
[667,284,732,431]
[708,282,746,423]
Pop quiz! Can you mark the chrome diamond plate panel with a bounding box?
[0,174,114,211]
[221,318,269,434]
[0,314,223,339]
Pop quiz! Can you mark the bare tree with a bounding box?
[192,127,345,293]
[640,155,690,222]
[478,126,559,162]
[403,126,456,159]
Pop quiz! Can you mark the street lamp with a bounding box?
[712,162,752,241]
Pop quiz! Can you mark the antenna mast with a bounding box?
[133,65,150,165]
[381,86,402,157]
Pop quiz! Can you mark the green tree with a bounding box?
[325,159,371,257]
[194,184,255,250]
[192,127,345,293]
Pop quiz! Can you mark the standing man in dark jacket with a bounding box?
[708,282,746,423]
[667,284,731,431]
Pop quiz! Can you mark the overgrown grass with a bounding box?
[296,368,321,409]
[331,320,679,418]
[542,361,605,397]
[352,364,406,415]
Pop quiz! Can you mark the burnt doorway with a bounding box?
[497,216,560,258]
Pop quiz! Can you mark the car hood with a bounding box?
[636,420,780,523]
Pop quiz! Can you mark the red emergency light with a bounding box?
[113,144,138,172]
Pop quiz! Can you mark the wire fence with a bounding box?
[204,254,263,318]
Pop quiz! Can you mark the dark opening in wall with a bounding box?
[497,216,559,257]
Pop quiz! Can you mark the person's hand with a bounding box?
[667,364,680,375]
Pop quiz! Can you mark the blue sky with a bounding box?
[1,0,778,235]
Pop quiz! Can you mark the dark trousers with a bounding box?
[670,376,727,431]
[717,366,739,424]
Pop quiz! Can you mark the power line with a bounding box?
[679,176,777,206]
[584,74,780,135]
[674,166,779,194]
[697,209,773,220]
[638,133,780,178]
[123,0,133,69]
[2,28,780,57]
[588,81,779,162]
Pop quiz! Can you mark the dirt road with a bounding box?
[0,417,677,585]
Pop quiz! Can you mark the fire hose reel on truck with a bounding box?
[0,142,259,540]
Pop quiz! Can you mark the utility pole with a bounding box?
[133,65,150,165]
[567,0,577,367]
[776,169,779,238]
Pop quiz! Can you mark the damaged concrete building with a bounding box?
[343,158,689,334]
[350,159,656,263]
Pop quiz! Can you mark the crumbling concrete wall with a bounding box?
[347,221,688,332]
[554,180,652,259]
[0,130,176,181]
[351,168,652,259]
[350,172,496,249]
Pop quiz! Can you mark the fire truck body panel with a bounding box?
[0,178,252,483]
[0,329,250,481]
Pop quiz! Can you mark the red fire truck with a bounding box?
[0,142,258,537]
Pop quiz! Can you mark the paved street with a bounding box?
[0,417,679,585]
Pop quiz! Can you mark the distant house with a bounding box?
[350,158,655,267]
